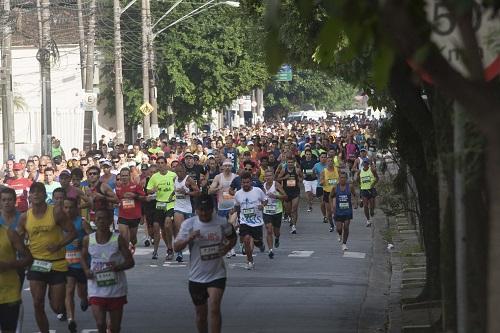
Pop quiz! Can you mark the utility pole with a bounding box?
[77,0,86,89]
[146,0,159,138]
[1,0,15,162]
[238,96,244,127]
[83,0,95,149]
[38,0,52,156]
[114,0,125,144]
[141,0,150,139]
[256,87,263,123]
[251,89,257,125]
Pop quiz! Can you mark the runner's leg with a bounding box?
[108,308,124,333]
[152,222,161,254]
[65,276,76,321]
[91,305,107,333]
[291,197,299,226]
[342,220,351,244]
[118,223,130,245]
[194,303,208,333]
[48,282,66,315]
[30,280,49,332]
[129,226,138,246]
[207,287,224,333]
[265,223,273,250]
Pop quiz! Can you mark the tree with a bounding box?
[242,0,499,331]
[264,68,357,120]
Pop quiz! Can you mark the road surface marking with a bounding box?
[229,263,249,269]
[162,263,187,268]
[24,287,30,291]
[343,251,366,259]
[288,251,314,258]
[82,330,98,333]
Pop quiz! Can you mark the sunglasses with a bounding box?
[80,163,88,166]
[40,164,47,167]
[244,168,252,171]
[112,160,119,163]
[87,172,98,176]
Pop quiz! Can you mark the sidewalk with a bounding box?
[386,214,441,333]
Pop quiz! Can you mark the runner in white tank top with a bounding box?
[81,209,134,333]
[173,164,200,262]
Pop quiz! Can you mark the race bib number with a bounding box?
[95,270,117,287]
[361,176,371,185]
[328,179,337,186]
[175,193,186,200]
[264,204,277,215]
[200,244,221,261]
[122,199,135,209]
[286,179,296,187]
[156,201,167,210]
[31,259,52,273]
[305,169,313,175]
[242,207,256,219]
[15,189,23,196]
[66,250,81,264]
[338,202,350,209]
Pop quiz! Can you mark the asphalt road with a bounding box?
[22,198,389,333]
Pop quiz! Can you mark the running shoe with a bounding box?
[176,252,183,263]
[366,220,372,227]
[246,261,254,270]
[274,237,280,248]
[68,320,77,333]
[329,225,334,232]
[370,208,375,217]
[166,249,174,261]
[80,298,89,312]
[268,250,274,259]
[144,238,151,247]
[152,252,158,260]
[342,244,349,251]
[337,235,342,243]
[241,244,246,255]
[307,206,312,212]
[129,243,136,255]
[226,249,233,259]
[323,216,328,223]
[57,313,67,321]
[291,225,297,234]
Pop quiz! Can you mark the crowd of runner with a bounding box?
[0,115,381,333]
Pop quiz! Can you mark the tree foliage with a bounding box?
[264,68,357,119]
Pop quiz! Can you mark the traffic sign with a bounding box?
[422,0,500,81]
[274,64,293,81]
[84,92,97,110]
[140,102,154,115]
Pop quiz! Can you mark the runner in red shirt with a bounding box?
[115,167,146,252]
[6,163,32,212]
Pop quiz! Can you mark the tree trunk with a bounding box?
[389,59,441,301]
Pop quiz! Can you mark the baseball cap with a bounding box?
[195,194,215,211]
[184,152,194,159]
[8,154,15,161]
[362,158,370,164]
[222,159,233,166]
[102,160,112,167]
[360,148,367,152]
[13,163,23,170]
[247,140,254,145]
[140,164,149,171]
[127,145,133,150]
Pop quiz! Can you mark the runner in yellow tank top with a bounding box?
[320,154,340,232]
[17,182,77,333]
[356,159,379,227]
[0,209,32,333]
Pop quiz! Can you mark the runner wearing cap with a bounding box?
[174,194,236,333]
[262,169,287,258]
[6,163,32,213]
[300,149,318,212]
[356,158,379,227]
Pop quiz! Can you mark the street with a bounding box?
[22,200,389,333]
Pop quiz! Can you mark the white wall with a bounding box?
[0,45,113,163]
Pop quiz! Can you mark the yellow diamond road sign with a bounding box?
[140,102,154,115]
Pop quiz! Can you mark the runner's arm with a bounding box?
[15,212,27,238]
[350,184,358,209]
[219,225,237,256]
[113,235,134,272]
[371,167,379,186]
[80,236,93,279]
[208,175,220,195]
[173,223,200,252]
[187,177,200,197]
[274,183,288,200]
[102,184,119,203]
[0,229,33,271]
[51,207,77,252]
[329,187,337,216]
